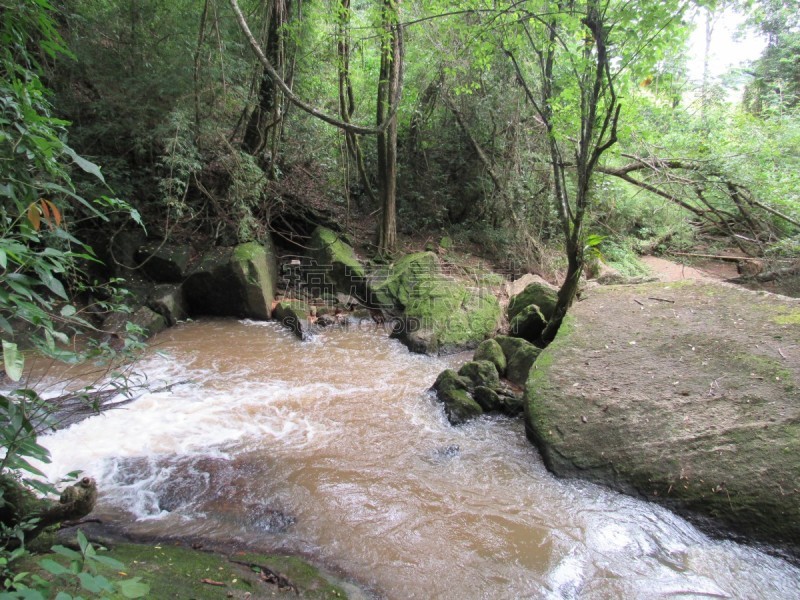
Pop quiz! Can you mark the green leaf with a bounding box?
[39,558,70,576]
[60,304,77,317]
[63,146,105,183]
[2,340,24,381]
[90,555,125,570]
[54,592,73,600]
[0,248,6,269]
[51,545,82,561]
[118,577,150,599]
[77,572,106,593]
[77,530,89,554]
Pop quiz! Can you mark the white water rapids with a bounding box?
[36,319,799,599]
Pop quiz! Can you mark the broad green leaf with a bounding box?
[90,555,125,570]
[63,146,105,183]
[39,558,70,576]
[2,340,24,381]
[51,545,82,561]
[118,577,150,599]
[60,304,77,317]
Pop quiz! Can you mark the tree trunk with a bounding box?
[376,0,401,254]
[242,0,291,159]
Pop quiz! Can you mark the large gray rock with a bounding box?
[136,242,193,282]
[183,241,277,319]
[524,280,800,556]
[104,306,167,340]
[148,284,188,326]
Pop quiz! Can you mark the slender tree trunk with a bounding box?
[242,0,291,159]
[377,0,401,254]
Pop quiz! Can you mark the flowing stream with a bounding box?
[38,319,799,599]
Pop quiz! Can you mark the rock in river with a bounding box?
[523,280,800,557]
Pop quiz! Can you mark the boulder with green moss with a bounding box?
[432,369,483,425]
[495,336,541,386]
[373,252,500,354]
[523,280,800,557]
[309,226,368,300]
[474,338,506,375]
[184,241,278,319]
[508,304,547,343]
[273,300,311,340]
[507,281,558,322]
[458,360,500,389]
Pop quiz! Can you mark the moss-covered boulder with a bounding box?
[507,282,558,322]
[458,360,500,389]
[523,280,800,557]
[432,369,483,425]
[495,336,541,386]
[374,252,501,354]
[508,304,547,343]
[273,300,311,340]
[183,241,277,320]
[135,241,192,282]
[309,226,367,300]
[473,385,502,412]
[473,338,506,375]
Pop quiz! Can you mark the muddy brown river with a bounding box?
[38,319,799,598]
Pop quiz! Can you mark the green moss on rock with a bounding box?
[522,280,800,556]
[508,304,547,343]
[495,336,541,386]
[310,227,367,299]
[458,360,500,389]
[473,338,506,375]
[507,282,558,322]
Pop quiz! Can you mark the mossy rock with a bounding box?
[371,252,439,310]
[474,338,506,375]
[495,336,541,386]
[507,282,558,322]
[432,369,483,425]
[473,385,503,412]
[508,304,547,344]
[273,300,311,340]
[523,280,800,556]
[184,242,277,320]
[458,360,500,389]
[309,227,368,300]
[376,253,501,354]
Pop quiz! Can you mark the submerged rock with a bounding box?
[273,300,311,340]
[523,280,800,556]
